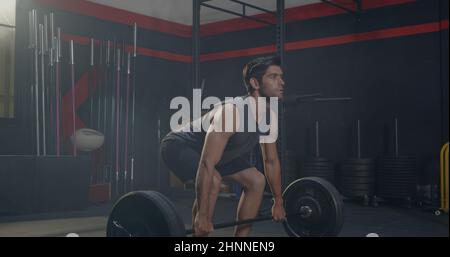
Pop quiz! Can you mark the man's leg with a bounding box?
[225,167,266,237]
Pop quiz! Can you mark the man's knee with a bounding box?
[211,171,223,195]
[242,168,266,192]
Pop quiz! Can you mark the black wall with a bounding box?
[198,0,449,182]
[2,0,448,190]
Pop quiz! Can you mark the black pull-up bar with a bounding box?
[200,2,276,26]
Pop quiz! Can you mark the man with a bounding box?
[160,56,286,237]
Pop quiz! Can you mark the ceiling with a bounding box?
[87,0,322,25]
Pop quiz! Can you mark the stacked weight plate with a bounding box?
[376,156,417,200]
[338,159,375,205]
[337,120,376,205]
[300,121,336,185]
[300,158,336,185]
[376,118,418,206]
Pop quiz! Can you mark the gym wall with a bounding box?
[3,0,448,190]
[198,0,449,183]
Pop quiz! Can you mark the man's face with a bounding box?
[259,65,285,99]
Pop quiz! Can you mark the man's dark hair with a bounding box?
[243,56,281,93]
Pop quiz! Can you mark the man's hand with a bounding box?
[271,198,286,222]
[193,213,214,237]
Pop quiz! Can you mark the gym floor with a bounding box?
[0,194,447,237]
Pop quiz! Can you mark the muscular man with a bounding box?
[160,56,286,237]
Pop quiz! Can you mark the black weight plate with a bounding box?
[302,165,334,171]
[340,190,374,197]
[342,159,376,165]
[340,165,376,172]
[282,177,344,237]
[340,183,374,190]
[339,171,375,178]
[339,177,375,184]
[106,191,186,237]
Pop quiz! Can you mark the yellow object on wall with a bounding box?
[440,143,449,213]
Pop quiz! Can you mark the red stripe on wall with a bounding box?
[137,47,192,63]
[36,0,191,37]
[201,20,448,62]
[62,70,91,139]
[62,33,93,45]
[36,0,416,38]
[62,19,448,63]
[200,0,416,36]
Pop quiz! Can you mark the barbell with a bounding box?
[106,177,344,237]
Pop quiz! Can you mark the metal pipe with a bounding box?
[55,36,61,155]
[321,0,357,15]
[70,40,77,156]
[315,121,320,158]
[33,10,40,156]
[97,40,103,131]
[44,16,49,53]
[394,117,399,158]
[90,38,95,67]
[130,23,138,191]
[57,28,62,58]
[133,23,137,57]
[123,52,131,193]
[229,0,276,15]
[49,45,55,155]
[50,13,55,49]
[40,24,47,155]
[28,11,33,48]
[90,38,95,127]
[357,120,361,159]
[201,2,275,26]
[115,49,122,196]
[106,40,111,65]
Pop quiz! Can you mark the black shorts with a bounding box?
[160,138,254,182]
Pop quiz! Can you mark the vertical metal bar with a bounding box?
[49,44,55,155]
[124,52,131,193]
[115,49,121,196]
[55,36,61,156]
[70,40,77,156]
[57,28,62,58]
[276,0,286,187]
[103,41,110,183]
[28,10,34,154]
[90,38,95,67]
[130,24,138,191]
[315,121,320,158]
[28,11,33,48]
[98,40,103,131]
[121,41,125,67]
[133,23,137,58]
[50,13,55,49]
[394,117,399,158]
[193,0,201,89]
[40,24,47,156]
[44,16,49,53]
[357,120,361,159]
[33,10,40,156]
[90,38,95,127]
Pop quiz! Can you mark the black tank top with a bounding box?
[165,95,267,165]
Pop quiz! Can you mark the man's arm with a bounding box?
[260,142,286,221]
[260,142,283,202]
